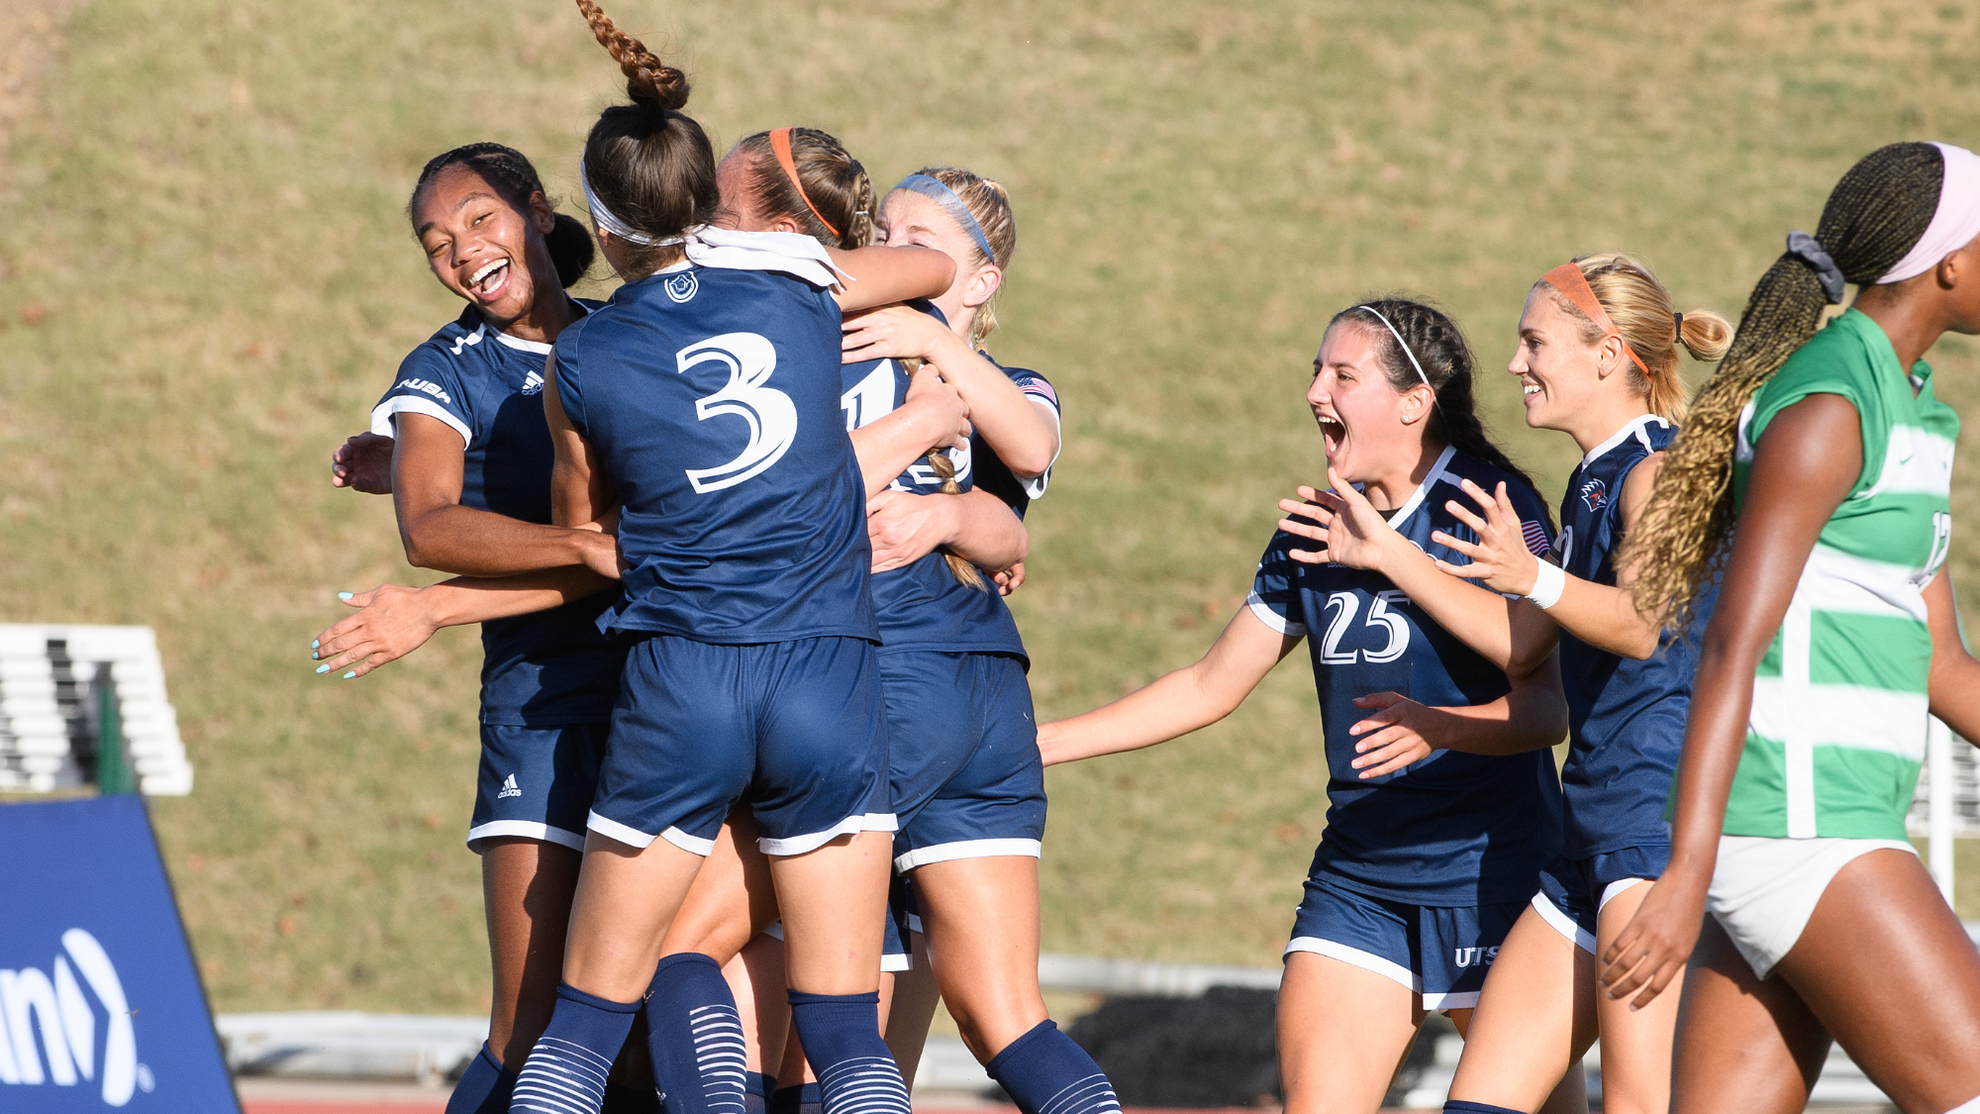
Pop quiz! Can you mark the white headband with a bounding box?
[579,159,688,248]
[1878,142,1980,284]
[1353,305,1436,395]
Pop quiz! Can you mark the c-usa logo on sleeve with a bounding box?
[664,272,699,304]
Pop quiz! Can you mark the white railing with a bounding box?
[1910,717,1979,901]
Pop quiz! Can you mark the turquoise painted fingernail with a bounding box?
[338,592,353,601]
[343,672,356,680]
[311,639,319,650]
[312,651,319,660]
[315,664,330,674]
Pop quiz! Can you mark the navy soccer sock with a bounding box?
[786,991,910,1114]
[984,1020,1121,1114]
[743,1073,777,1114]
[448,1042,517,1114]
[511,983,642,1114]
[1444,1102,1527,1114]
[643,954,749,1114]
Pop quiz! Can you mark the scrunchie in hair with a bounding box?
[1785,230,1846,304]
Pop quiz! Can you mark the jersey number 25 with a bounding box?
[1319,589,1411,665]
[679,332,798,494]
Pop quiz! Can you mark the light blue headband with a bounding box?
[892,173,998,264]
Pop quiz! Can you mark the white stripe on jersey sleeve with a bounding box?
[1246,591,1307,637]
[1018,396,1063,500]
[371,396,471,447]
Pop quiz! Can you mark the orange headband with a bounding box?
[1541,262,1649,376]
[769,128,841,240]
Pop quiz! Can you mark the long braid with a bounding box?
[891,355,984,589]
[572,0,719,276]
[1331,297,1552,528]
[574,0,690,109]
[1624,143,1945,628]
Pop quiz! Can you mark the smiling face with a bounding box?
[1308,321,1437,496]
[876,189,1000,334]
[1509,287,1615,434]
[412,165,556,327]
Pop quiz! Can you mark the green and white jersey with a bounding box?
[1724,308,1957,840]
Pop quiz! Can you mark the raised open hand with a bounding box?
[1277,467,1406,573]
[1429,478,1546,593]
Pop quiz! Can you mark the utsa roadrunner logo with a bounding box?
[1,928,148,1105]
[1578,476,1608,512]
[1453,945,1500,968]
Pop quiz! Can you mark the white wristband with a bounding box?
[1524,561,1566,610]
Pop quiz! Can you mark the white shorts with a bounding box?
[1706,835,1917,979]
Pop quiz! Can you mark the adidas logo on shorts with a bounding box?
[497,773,521,800]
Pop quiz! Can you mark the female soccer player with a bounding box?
[314,141,652,1114]
[660,131,1121,1114]
[507,5,955,1114]
[1600,142,1980,1114]
[1039,298,1575,1114]
[1282,258,1730,1114]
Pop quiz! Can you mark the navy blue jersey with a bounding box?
[370,303,623,726]
[1552,415,1708,857]
[554,264,877,644]
[841,334,1059,661]
[1248,446,1564,905]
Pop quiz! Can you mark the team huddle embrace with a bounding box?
[308,4,1980,1114]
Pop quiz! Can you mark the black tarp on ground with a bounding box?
[1063,987,1456,1108]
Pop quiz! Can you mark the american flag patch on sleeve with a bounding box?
[1521,520,1550,557]
[1018,376,1059,409]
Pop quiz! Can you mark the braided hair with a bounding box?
[1329,297,1551,524]
[1625,143,1945,628]
[731,128,875,251]
[573,0,720,274]
[410,143,595,287]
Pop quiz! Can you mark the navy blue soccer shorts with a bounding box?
[1532,844,1667,954]
[879,651,1047,873]
[468,721,609,853]
[588,635,895,857]
[1285,873,1527,1011]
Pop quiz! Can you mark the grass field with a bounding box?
[3,0,1979,1015]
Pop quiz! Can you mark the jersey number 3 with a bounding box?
[1320,590,1411,665]
[678,332,798,494]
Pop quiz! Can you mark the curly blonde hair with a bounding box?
[1624,143,1946,629]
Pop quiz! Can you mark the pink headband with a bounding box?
[1541,262,1650,377]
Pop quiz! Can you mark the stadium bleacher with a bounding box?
[0,624,192,796]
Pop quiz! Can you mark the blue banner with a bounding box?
[0,796,238,1113]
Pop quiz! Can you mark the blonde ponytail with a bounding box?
[1540,253,1729,426]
